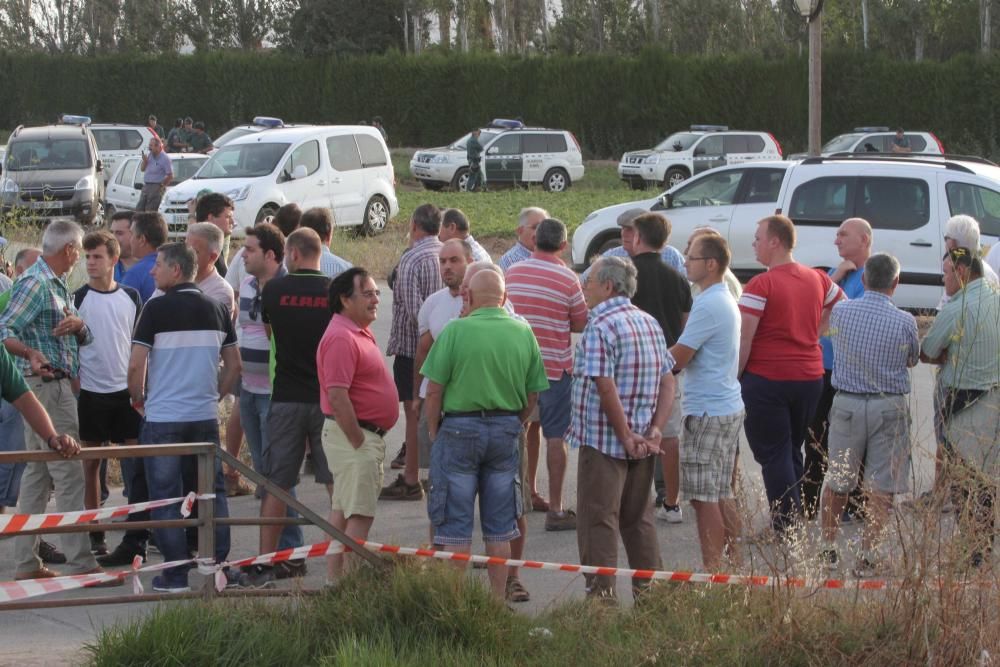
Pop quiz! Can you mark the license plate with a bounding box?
[172,213,189,225]
[413,168,431,177]
[32,200,61,209]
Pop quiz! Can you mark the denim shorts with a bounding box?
[427,415,522,545]
[538,372,572,439]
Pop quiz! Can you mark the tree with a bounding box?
[284,0,405,56]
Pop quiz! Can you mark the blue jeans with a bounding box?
[240,391,303,550]
[428,415,522,545]
[0,398,26,507]
[142,419,231,586]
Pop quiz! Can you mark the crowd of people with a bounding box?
[0,196,997,602]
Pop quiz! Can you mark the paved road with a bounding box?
[0,279,942,664]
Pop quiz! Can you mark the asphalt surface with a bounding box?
[0,278,942,665]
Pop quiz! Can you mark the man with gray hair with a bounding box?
[438,208,491,263]
[499,207,547,274]
[129,242,240,592]
[506,218,588,531]
[0,221,119,583]
[819,253,918,577]
[941,215,999,305]
[186,222,235,317]
[580,208,686,282]
[568,255,676,602]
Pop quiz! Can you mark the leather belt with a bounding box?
[325,416,387,438]
[444,410,519,419]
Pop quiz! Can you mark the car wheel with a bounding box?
[422,181,444,191]
[361,195,389,236]
[255,205,278,223]
[451,168,470,192]
[543,168,570,193]
[664,168,689,189]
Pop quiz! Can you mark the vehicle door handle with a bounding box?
[329,177,340,184]
[709,216,728,222]
[317,180,326,186]
[909,240,932,247]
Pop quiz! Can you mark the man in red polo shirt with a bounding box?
[317,267,399,584]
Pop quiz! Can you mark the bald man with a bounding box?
[421,268,549,599]
[804,217,873,519]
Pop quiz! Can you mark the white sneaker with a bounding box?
[656,504,683,524]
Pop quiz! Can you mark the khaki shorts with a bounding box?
[322,420,386,519]
[826,392,912,495]
[680,411,744,503]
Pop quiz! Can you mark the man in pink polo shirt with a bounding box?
[506,218,588,532]
[317,267,399,584]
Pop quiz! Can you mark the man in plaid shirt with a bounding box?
[566,255,676,602]
[383,204,444,501]
[0,220,118,585]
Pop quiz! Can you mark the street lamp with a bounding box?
[792,0,824,156]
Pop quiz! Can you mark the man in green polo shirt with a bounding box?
[421,269,548,599]
[188,122,214,154]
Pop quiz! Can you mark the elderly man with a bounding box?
[318,268,399,584]
[804,217,873,519]
[921,247,1000,565]
[669,234,744,572]
[422,269,548,599]
[187,222,236,317]
[439,208,491,262]
[129,242,239,592]
[568,256,675,602]
[739,215,842,533]
[0,221,118,583]
[137,136,172,212]
[819,254,918,576]
[580,208,686,282]
[383,204,443,501]
[499,207,547,274]
[506,217,588,531]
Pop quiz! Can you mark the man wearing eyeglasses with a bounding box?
[235,223,307,574]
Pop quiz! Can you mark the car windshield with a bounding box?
[449,130,501,150]
[195,143,289,179]
[654,133,700,152]
[821,133,863,153]
[214,127,256,148]
[5,139,90,171]
[173,157,208,183]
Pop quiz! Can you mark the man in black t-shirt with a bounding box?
[249,227,333,586]
[625,212,692,524]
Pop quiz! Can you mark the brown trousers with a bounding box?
[576,445,662,595]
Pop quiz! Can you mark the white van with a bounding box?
[159,125,398,239]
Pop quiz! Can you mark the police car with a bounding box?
[410,119,585,192]
[618,125,782,190]
[87,121,159,185]
[104,153,208,219]
[787,127,945,159]
[213,116,311,150]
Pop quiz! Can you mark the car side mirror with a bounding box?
[96,160,103,172]
[134,182,143,190]
[291,164,308,180]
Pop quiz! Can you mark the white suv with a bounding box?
[574,155,1000,310]
[159,125,398,239]
[618,125,782,190]
[789,128,945,159]
[410,121,584,192]
[89,123,158,185]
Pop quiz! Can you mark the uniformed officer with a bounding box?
[466,129,485,193]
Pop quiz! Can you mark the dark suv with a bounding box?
[1,122,106,225]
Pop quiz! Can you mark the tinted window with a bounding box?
[694,135,724,155]
[355,134,387,167]
[746,135,765,152]
[723,135,749,154]
[547,134,568,153]
[172,157,208,183]
[654,132,699,152]
[490,134,520,155]
[5,139,90,171]
[947,181,1000,237]
[116,158,138,186]
[282,140,320,178]
[740,168,786,204]
[93,129,143,151]
[326,135,362,171]
[789,177,852,225]
[671,170,744,208]
[521,134,549,153]
[908,135,928,152]
[120,130,144,150]
[854,136,886,153]
[856,177,930,231]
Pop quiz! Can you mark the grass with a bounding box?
[84,559,1000,666]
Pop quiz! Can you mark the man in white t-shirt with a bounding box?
[74,231,142,558]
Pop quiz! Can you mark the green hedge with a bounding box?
[0,50,997,159]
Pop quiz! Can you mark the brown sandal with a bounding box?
[531,493,550,512]
[505,576,530,603]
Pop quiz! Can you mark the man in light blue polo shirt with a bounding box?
[668,233,744,571]
[137,136,173,212]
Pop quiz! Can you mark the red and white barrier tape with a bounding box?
[0,492,215,534]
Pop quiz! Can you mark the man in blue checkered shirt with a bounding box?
[818,253,919,577]
[566,255,676,602]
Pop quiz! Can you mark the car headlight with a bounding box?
[644,155,659,165]
[0,177,17,194]
[74,175,94,191]
[226,185,252,201]
[431,155,450,164]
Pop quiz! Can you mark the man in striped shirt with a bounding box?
[384,204,444,501]
[506,218,588,531]
[567,256,675,601]
[499,207,547,274]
